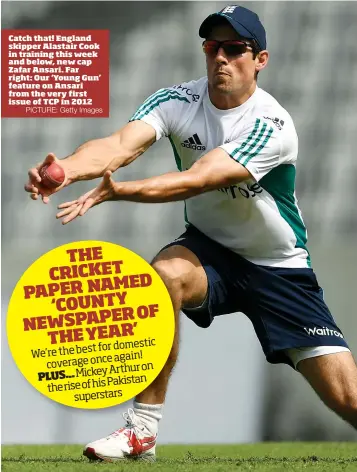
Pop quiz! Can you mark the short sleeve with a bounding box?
[129,88,190,141]
[219,117,283,181]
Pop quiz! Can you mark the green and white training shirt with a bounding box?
[130,77,310,268]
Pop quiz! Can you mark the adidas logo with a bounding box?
[263,116,285,130]
[181,133,206,151]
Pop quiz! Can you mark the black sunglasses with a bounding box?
[202,40,254,57]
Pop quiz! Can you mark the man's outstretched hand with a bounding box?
[56,170,117,225]
[25,153,68,204]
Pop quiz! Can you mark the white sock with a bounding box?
[133,401,163,436]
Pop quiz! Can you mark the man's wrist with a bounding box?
[112,182,127,200]
[59,159,81,185]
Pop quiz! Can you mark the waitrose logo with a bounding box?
[304,327,344,338]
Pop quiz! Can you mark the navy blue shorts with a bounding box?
[161,225,348,368]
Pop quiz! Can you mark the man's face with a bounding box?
[205,23,258,95]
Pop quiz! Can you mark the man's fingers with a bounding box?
[79,198,95,216]
[56,204,78,218]
[43,153,57,166]
[28,167,42,183]
[28,154,57,185]
[27,155,60,205]
[25,182,39,193]
[77,190,94,205]
[57,200,79,209]
[103,170,113,181]
[61,204,84,225]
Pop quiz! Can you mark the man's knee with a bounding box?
[152,257,185,292]
[151,245,208,307]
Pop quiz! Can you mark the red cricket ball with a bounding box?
[39,162,65,189]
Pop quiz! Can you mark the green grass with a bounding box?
[2,443,357,471]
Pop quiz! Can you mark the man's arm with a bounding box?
[56,148,252,224]
[61,121,156,182]
[25,120,156,202]
[113,147,251,202]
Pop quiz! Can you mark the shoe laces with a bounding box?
[109,408,145,439]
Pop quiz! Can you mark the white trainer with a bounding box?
[83,409,157,462]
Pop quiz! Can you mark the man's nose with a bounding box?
[215,47,229,63]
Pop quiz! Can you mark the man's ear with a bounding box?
[255,50,269,72]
